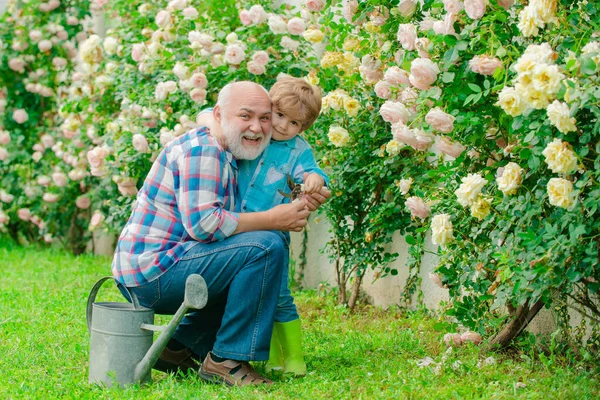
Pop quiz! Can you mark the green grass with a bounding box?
[0,240,598,399]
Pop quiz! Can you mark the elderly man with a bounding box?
[111,81,329,386]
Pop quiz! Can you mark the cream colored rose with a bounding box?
[455,173,488,207]
[328,126,350,147]
[386,139,404,157]
[249,5,268,24]
[103,37,118,55]
[497,87,527,117]
[546,100,577,134]
[425,108,455,133]
[405,196,430,219]
[374,80,392,99]
[343,97,360,117]
[409,58,439,90]
[287,17,306,35]
[431,214,454,247]
[470,196,491,220]
[268,15,288,34]
[76,195,91,209]
[469,55,503,76]
[398,178,413,195]
[547,178,576,209]
[518,6,542,37]
[496,162,523,195]
[79,34,103,64]
[398,0,417,17]
[542,138,578,175]
[224,44,245,65]
[379,101,411,124]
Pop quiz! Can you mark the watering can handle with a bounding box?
[86,276,141,333]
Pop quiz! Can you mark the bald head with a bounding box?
[216,81,270,112]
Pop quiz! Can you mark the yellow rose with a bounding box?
[470,196,491,220]
[343,37,360,51]
[364,21,381,33]
[431,214,454,247]
[343,97,360,117]
[497,86,527,117]
[320,52,343,68]
[303,28,324,43]
[385,139,403,157]
[546,100,577,134]
[547,177,576,209]
[305,71,320,86]
[496,162,523,195]
[328,126,350,147]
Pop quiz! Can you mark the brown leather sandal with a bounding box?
[199,352,273,386]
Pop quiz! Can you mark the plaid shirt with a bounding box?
[112,128,239,287]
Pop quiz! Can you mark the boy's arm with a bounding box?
[292,140,330,188]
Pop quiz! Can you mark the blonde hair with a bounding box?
[269,77,321,131]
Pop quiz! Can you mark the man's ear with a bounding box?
[213,105,222,124]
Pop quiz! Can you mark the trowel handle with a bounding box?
[86,276,141,333]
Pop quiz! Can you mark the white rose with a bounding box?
[398,178,413,195]
[103,37,118,55]
[268,15,288,35]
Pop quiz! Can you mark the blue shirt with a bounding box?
[237,136,329,212]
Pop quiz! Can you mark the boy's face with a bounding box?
[271,106,303,141]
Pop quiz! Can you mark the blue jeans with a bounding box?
[120,231,285,362]
[275,231,299,323]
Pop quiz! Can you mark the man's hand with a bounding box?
[267,199,310,232]
[303,173,325,194]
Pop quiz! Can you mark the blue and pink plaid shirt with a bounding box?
[111,128,240,287]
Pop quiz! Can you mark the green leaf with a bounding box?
[442,72,455,83]
[468,83,481,93]
[581,56,597,75]
[405,235,416,245]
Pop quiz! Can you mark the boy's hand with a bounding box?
[303,173,324,194]
[302,172,331,211]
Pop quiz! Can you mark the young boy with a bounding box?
[196,77,328,376]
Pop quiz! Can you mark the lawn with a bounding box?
[0,240,598,399]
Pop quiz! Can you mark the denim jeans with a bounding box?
[119,231,285,362]
[274,231,299,323]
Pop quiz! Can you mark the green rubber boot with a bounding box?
[264,327,284,373]
[275,319,307,376]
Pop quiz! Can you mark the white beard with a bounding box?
[221,118,271,160]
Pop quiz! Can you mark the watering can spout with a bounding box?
[133,274,208,382]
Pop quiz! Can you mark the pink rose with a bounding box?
[190,72,208,88]
[224,44,245,65]
[414,129,434,151]
[0,211,8,224]
[87,147,107,169]
[68,168,87,181]
[247,61,266,75]
[132,43,144,62]
[52,172,67,187]
[497,0,514,9]
[29,30,43,42]
[43,193,59,203]
[56,30,69,40]
[384,66,410,86]
[160,131,176,146]
[397,24,417,51]
[409,58,440,90]
[32,151,43,162]
[52,57,67,69]
[190,88,207,103]
[252,51,270,66]
[155,10,171,28]
[38,40,52,52]
[379,101,411,124]
[132,134,149,153]
[67,16,79,25]
[469,55,503,76]
[280,36,300,50]
[117,179,138,197]
[374,80,392,99]
[0,147,8,161]
[464,0,486,19]
[287,17,306,35]
[342,0,359,24]
[18,208,32,221]
[182,7,198,19]
[359,66,383,85]
[239,10,252,26]
[249,5,267,24]
[416,38,431,59]
[426,108,455,133]
[443,0,464,15]
[13,109,29,124]
[89,211,105,230]
[433,13,457,36]
[0,131,10,145]
[435,136,466,158]
[305,0,325,12]
[392,123,418,149]
[76,196,91,209]
[405,196,430,219]
[8,58,25,73]
[40,134,54,148]
[398,0,417,17]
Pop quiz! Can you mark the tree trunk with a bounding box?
[347,271,365,312]
[337,261,347,305]
[488,300,545,348]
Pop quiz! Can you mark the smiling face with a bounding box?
[271,106,303,141]
[214,82,272,160]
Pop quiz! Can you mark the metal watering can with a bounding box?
[86,274,208,387]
